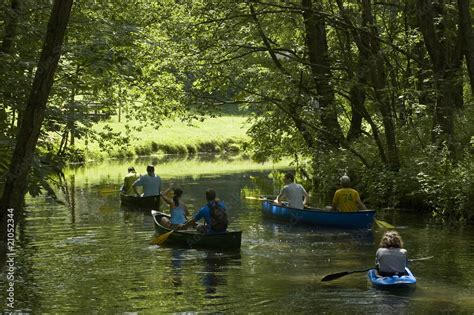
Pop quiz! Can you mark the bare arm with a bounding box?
[179,218,196,230]
[302,189,309,206]
[357,198,367,210]
[132,178,141,196]
[160,188,173,206]
[275,188,285,204]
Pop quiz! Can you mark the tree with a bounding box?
[416,0,464,150]
[1,0,74,247]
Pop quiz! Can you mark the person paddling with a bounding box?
[331,175,366,212]
[121,166,139,196]
[159,186,189,229]
[376,231,408,276]
[179,189,228,233]
[132,164,161,197]
[274,172,309,209]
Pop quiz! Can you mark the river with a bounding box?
[1,156,473,313]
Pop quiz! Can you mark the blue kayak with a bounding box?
[368,267,416,290]
[262,200,375,229]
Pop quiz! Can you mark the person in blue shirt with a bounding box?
[159,187,189,229]
[179,189,228,233]
[132,164,161,197]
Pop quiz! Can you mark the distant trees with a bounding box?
[0,0,472,221]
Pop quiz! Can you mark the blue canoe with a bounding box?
[261,200,375,229]
[368,267,416,290]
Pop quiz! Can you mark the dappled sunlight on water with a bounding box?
[1,157,474,313]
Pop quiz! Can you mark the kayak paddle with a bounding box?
[321,267,374,282]
[409,256,434,262]
[321,256,433,282]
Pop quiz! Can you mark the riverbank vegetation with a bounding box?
[77,115,250,160]
[1,0,473,223]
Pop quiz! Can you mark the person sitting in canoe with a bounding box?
[121,166,140,196]
[178,189,228,233]
[331,175,367,212]
[376,231,408,276]
[159,187,189,229]
[274,172,309,209]
[132,164,161,197]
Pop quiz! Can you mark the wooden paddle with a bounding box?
[321,256,434,282]
[99,187,119,194]
[374,218,395,229]
[244,196,272,201]
[150,230,175,245]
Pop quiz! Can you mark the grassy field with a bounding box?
[78,115,251,160]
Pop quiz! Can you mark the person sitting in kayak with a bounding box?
[159,187,189,229]
[178,189,228,233]
[121,166,139,195]
[376,231,408,276]
[331,175,366,212]
[132,164,161,197]
[274,172,309,209]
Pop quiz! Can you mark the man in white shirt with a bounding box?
[275,173,309,209]
[133,164,161,197]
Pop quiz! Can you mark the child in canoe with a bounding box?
[376,231,408,276]
[160,187,189,229]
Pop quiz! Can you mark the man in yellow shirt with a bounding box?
[332,175,367,212]
[121,167,139,195]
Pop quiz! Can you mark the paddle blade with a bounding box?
[321,271,350,282]
[409,255,434,262]
[150,230,174,245]
[375,218,395,229]
[99,187,119,196]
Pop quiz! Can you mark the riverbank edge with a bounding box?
[79,138,250,162]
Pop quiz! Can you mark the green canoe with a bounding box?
[120,193,161,209]
[151,210,242,250]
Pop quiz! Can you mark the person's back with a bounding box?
[332,187,360,212]
[133,165,161,197]
[185,189,227,233]
[332,175,366,212]
[376,248,408,275]
[276,173,309,210]
[170,204,187,225]
[376,231,408,276]
[282,183,306,209]
[123,167,139,195]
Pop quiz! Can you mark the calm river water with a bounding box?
[1,157,474,313]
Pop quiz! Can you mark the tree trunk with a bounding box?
[0,0,74,248]
[301,0,343,147]
[363,0,400,171]
[416,0,463,149]
[458,0,474,93]
[0,0,21,54]
[0,0,21,129]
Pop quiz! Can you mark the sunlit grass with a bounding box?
[78,115,251,159]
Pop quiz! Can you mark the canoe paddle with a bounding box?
[150,230,175,245]
[374,218,395,229]
[321,256,434,282]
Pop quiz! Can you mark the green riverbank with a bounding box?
[77,115,251,160]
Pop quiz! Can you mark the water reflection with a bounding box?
[202,251,241,298]
[170,248,186,291]
[1,158,474,313]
